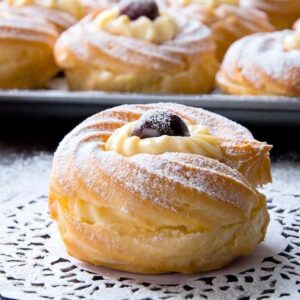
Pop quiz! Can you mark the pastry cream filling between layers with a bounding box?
[94,8,179,44]
[283,33,300,51]
[105,121,223,159]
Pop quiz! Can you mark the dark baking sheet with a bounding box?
[0,89,300,125]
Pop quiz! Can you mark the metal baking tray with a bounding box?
[0,88,300,125]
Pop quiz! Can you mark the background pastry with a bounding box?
[2,3,76,32]
[217,30,300,96]
[166,1,274,61]
[0,5,60,89]
[49,103,271,274]
[164,0,239,6]
[240,0,300,29]
[54,0,218,94]
[5,0,88,19]
[82,0,120,12]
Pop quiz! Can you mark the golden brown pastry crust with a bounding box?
[240,0,300,29]
[49,103,271,274]
[0,4,63,89]
[54,10,218,93]
[164,2,274,61]
[217,30,300,96]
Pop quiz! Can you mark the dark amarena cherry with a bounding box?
[119,0,159,21]
[131,110,190,139]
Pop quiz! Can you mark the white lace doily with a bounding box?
[0,152,300,300]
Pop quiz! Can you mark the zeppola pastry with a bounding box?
[49,103,272,274]
[217,30,300,96]
[54,0,218,93]
[2,3,76,32]
[240,0,300,29]
[0,4,63,89]
[165,1,274,61]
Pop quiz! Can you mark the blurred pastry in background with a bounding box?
[240,0,300,29]
[54,0,218,94]
[164,1,274,61]
[217,30,300,96]
[6,0,90,19]
[0,5,60,89]
[2,3,76,32]
[168,0,239,6]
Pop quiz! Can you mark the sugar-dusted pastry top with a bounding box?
[240,0,300,15]
[54,0,218,93]
[50,103,269,225]
[196,4,273,32]
[94,6,178,44]
[51,103,272,193]
[0,3,59,45]
[55,0,215,56]
[5,0,87,18]
[240,0,300,29]
[163,1,274,60]
[167,1,273,33]
[1,3,76,32]
[177,0,238,6]
[217,30,300,96]
[105,110,222,158]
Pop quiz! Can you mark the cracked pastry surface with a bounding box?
[49,103,272,274]
[54,1,218,94]
[217,30,300,96]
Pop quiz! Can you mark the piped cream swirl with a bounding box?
[105,121,222,159]
[94,8,179,44]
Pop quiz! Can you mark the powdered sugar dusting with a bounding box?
[222,31,300,94]
[51,103,267,225]
[135,109,173,135]
[56,8,215,73]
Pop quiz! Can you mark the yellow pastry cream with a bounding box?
[105,110,222,159]
[283,33,300,51]
[5,0,85,18]
[94,7,179,44]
